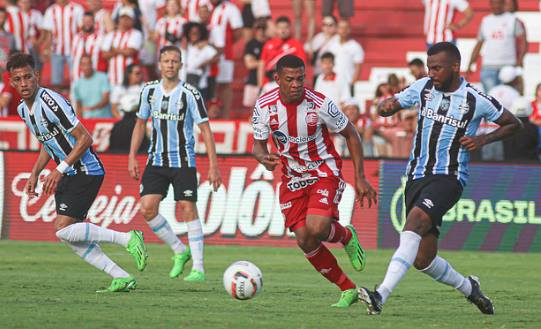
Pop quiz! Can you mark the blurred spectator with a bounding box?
[314,52,351,106]
[42,0,84,90]
[139,0,166,81]
[17,0,44,73]
[109,64,149,153]
[112,0,143,32]
[408,58,427,80]
[504,0,527,95]
[503,97,539,161]
[293,0,315,41]
[423,0,473,48]
[71,55,112,118]
[88,0,114,35]
[209,0,243,118]
[387,73,405,94]
[0,65,20,117]
[327,20,363,95]
[243,20,267,109]
[182,0,206,23]
[239,0,271,40]
[467,0,526,93]
[258,16,306,88]
[528,83,541,153]
[155,0,186,51]
[183,22,219,100]
[207,98,222,119]
[102,7,143,88]
[305,15,337,81]
[333,100,375,157]
[0,7,16,70]
[4,0,29,52]
[71,12,106,82]
[111,63,144,118]
[322,0,354,22]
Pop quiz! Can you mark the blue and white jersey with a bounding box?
[137,80,208,168]
[395,77,503,186]
[17,87,104,176]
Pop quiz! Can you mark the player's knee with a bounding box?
[139,204,158,221]
[404,208,432,235]
[55,225,71,241]
[305,219,329,240]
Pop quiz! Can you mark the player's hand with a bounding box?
[355,177,377,208]
[459,135,487,151]
[128,156,140,180]
[25,173,39,198]
[42,170,62,196]
[260,153,280,171]
[378,97,399,116]
[208,166,222,192]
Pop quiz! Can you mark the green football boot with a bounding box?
[331,288,358,308]
[169,247,191,278]
[344,225,366,272]
[183,269,205,282]
[126,230,148,272]
[97,276,137,293]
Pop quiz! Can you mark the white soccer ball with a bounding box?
[223,261,263,300]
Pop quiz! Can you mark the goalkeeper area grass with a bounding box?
[1,241,539,329]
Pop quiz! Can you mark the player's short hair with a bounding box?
[408,58,425,67]
[159,45,182,61]
[427,42,461,63]
[276,16,291,25]
[276,55,305,73]
[320,52,335,62]
[83,11,94,17]
[6,52,35,71]
[0,6,7,14]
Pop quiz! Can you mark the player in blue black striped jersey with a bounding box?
[359,42,521,315]
[9,53,148,292]
[128,46,222,282]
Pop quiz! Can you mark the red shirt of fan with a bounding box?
[260,37,306,84]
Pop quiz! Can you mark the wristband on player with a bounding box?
[55,161,69,174]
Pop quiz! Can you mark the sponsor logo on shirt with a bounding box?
[289,160,324,173]
[36,126,60,142]
[421,108,468,128]
[286,177,318,191]
[152,111,185,121]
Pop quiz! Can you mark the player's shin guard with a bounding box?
[304,244,356,291]
[326,221,352,245]
[420,256,472,297]
[65,241,130,278]
[147,214,186,254]
[56,222,131,247]
[377,231,422,303]
[186,219,204,272]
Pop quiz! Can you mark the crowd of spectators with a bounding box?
[0,0,538,160]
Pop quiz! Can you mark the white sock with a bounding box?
[420,256,472,297]
[187,219,204,272]
[377,231,422,304]
[66,241,130,278]
[56,223,131,247]
[147,214,186,254]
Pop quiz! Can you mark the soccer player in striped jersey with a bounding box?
[252,55,377,308]
[8,53,148,293]
[129,45,222,282]
[358,42,522,315]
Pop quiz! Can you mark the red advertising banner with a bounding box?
[1,151,379,248]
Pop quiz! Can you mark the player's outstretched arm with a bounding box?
[199,121,222,192]
[128,118,146,180]
[26,147,52,197]
[340,122,377,208]
[377,97,403,117]
[460,109,522,151]
[253,139,280,171]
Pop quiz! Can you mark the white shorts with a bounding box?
[216,58,234,83]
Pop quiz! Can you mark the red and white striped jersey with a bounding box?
[71,32,105,81]
[181,0,209,22]
[423,0,469,44]
[42,2,84,56]
[4,5,29,52]
[101,29,143,86]
[209,1,242,60]
[252,87,348,179]
[24,8,43,39]
[94,8,110,35]
[155,15,187,50]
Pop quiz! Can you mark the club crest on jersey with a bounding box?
[305,112,318,127]
[161,99,169,110]
[439,98,450,112]
[176,98,184,109]
[458,101,470,114]
[272,130,288,145]
[269,105,278,114]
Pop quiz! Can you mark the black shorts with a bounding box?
[404,175,463,237]
[55,174,104,221]
[140,165,198,201]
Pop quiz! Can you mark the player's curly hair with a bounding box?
[6,52,35,72]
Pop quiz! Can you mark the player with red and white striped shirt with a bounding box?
[423,0,474,47]
[71,12,106,82]
[101,7,143,87]
[252,55,377,308]
[4,1,29,52]
[88,0,114,35]
[42,0,84,87]
[155,0,187,51]
[182,0,209,23]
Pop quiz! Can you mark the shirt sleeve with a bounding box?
[352,42,364,64]
[41,90,80,133]
[42,8,53,31]
[477,92,504,123]
[101,74,112,94]
[187,87,209,125]
[514,18,525,36]
[394,78,426,109]
[127,30,143,49]
[252,102,270,140]
[477,18,486,41]
[136,86,152,120]
[227,5,243,30]
[452,0,469,12]
[319,98,348,133]
[101,32,113,51]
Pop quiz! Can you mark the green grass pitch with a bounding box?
[1,241,540,329]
